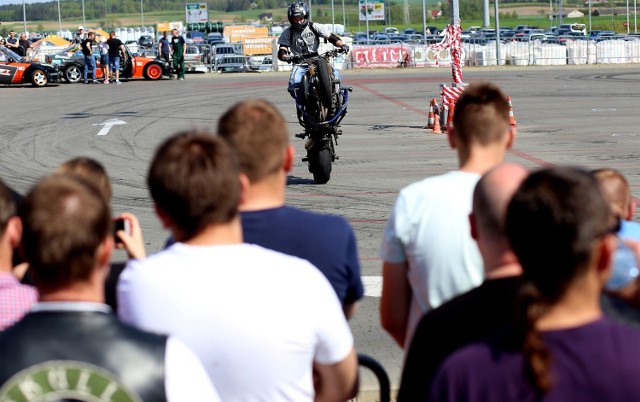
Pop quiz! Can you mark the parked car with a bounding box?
[0,45,59,87]
[213,44,241,62]
[48,44,167,83]
[207,32,224,46]
[403,28,416,35]
[215,55,252,73]
[138,35,154,48]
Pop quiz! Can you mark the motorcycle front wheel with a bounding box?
[316,57,334,110]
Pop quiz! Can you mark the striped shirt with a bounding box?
[0,272,37,330]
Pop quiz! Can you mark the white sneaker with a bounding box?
[115,80,122,84]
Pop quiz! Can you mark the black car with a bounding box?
[0,46,59,87]
[138,35,154,48]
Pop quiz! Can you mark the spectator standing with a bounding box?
[398,163,528,402]
[592,168,640,326]
[5,31,19,53]
[107,31,126,84]
[74,26,86,44]
[170,29,185,80]
[218,99,364,319]
[81,31,97,84]
[380,82,515,348]
[430,167,640,402]
[98,36,110,84]
[118,132,358,401]
[0,175,220,401]
[17,33,30,57]
[159,31,171,66]
[0,178,36,330]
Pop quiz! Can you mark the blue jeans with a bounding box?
[110,56,121,73]
[84,55,96,82]
[289,65,342,93]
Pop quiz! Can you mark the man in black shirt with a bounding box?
[5,31,19,53]
[81,31,97,84]
[107,31,127,84]
[398,163,528,402]
[17,33,30,57]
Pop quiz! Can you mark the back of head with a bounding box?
[0,178,17,239]
[506,166,613,302]
[506,167,613,395]
[591,168,631,219]
[452,82,510,147]
[55,157,112,202]
[20,175,111,292]
[473,163,528,245]
[218,99,289,183]
[147,131,241,240]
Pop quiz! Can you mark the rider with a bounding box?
[277,2,349,99]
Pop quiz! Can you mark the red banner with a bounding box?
[351,45,412,68]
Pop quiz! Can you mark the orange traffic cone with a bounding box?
[425,98,436,129]
[447,100,455,129]
[432,108,442,134]
[507,96,517,127]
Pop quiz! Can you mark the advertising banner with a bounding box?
[186,3,208,24]
[358,0,385,21]
[224,26,269,43]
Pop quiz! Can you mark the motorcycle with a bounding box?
[289,48,352,184]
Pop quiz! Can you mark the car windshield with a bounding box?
[0,46,24,62]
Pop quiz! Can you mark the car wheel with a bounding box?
[144,63,163,80]
[64,65,82,84]
[31,69,48,87]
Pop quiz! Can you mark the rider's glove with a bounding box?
[290,55,301,64]
[340,44,350,54]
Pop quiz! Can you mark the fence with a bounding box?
[345,37,640,69]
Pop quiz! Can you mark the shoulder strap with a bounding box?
[309,22,327,44]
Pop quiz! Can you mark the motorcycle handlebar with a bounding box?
[290,48,345,64]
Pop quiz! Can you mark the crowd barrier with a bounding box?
[348,38,640,68]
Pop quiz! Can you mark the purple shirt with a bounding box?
[0,272,37,330]
[430,318,640,402]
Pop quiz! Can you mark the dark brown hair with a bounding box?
[506,167,613,395]
[56,157,112,202]
[218,99,289,183]
[147,131,241,240]
[20,175,111,292]
[452,82,510,147]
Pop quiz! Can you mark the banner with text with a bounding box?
[358,0,385,21]
[186,3,208,24]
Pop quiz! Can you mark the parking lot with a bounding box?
[3,64,640,398]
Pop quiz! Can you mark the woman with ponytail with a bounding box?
[428,167,640,402]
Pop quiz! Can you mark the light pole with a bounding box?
[494,0,501,64]
[588,0,591,33]
[626,0,630,33]
[82,0,86,28]
[141,0,144,27]
[342,0,346,30]
[22,0,27,33]
[422,0,427,39]
[331,0,335,31]
[57,0,62,35]
[105,0,108,28]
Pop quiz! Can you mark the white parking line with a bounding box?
[362,275,382,298]
[94,119,127,136]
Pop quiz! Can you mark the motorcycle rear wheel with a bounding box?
[309,144,332,184]
[316,57,334,110]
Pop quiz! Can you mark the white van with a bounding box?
[557,23,586,35]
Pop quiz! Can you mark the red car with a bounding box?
[0,46,60,87]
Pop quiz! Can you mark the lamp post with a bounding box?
[626,0,630,33]
[82,0,86,28]
[331,0,335,31]
[588,0,591,33]
[494,0,501,64]
[342,0,346,30]
[22,0,27,34]
[57,0,62,35]
[141,0,144,27]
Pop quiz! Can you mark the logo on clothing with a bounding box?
[0,361,142,402]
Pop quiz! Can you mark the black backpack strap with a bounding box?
[309,22,328,44]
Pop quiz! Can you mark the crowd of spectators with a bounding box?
[2,83,640,401]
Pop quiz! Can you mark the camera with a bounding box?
[113,218,131,244]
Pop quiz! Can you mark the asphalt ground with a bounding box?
[3,64,640,400]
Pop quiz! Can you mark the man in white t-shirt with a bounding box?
[117,131,358,401]
[380,82,516,349]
